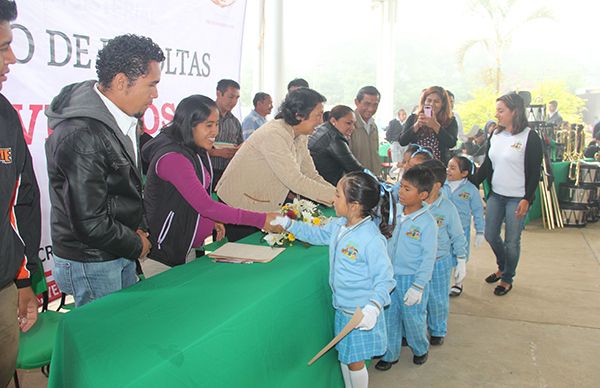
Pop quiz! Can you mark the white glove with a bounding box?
[357,304,380,331]
[454,257,467,284]
[403,287,423,306]
[474,233,484,248]
[270,216,291,230]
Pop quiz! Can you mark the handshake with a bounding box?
[263,214,290,234]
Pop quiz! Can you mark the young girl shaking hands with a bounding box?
[444,156,485,296]
[271,171,396,388]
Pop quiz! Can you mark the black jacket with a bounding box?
[45,80,144,262]
[399,113,458,164]
[0,94,41,289]
[142,133,209,267]
[473,128,543,204]
[308,122,363,185]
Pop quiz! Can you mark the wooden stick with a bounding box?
[308,307,364,366]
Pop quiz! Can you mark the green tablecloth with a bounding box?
[527,161,570,222]
[48,232,344,387]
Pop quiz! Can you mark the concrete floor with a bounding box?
[10,220,600,388]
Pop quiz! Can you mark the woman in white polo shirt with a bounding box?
[474,93,542,296]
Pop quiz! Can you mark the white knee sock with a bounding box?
[340,363,352,388]
[349,366,368,388]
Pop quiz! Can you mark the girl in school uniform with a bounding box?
[272,171,396,388]
[444,156,485,296]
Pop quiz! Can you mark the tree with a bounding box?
[531,80,586,125]
[455,87,498,136]
[457,0,554,94]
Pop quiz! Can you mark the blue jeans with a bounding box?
[484,192,526,284]
[53,256,137,307]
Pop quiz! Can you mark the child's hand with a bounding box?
[403,287,423,306]
[454,257,467,284]
[357,304,380,331]
[269,216,291,230]
[474,233,485,248]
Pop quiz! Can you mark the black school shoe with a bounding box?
[485,273,502,283]
[413,352,428,365]
[375,359,398,371]
[494,284,513,296]
[429,336,444,346]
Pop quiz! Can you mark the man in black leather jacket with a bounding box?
[45,35,164,307]
[308,105,363,185]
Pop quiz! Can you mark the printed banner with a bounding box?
[3,0,247,301]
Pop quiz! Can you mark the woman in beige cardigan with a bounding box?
[216,88,336,241]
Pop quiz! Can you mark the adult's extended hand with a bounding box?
[515,199,529,219]
[18,286,38,333]
[265,213,286,233]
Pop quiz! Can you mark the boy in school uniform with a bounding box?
[420,160,467,346]
[375,166,438,371]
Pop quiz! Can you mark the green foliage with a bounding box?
[530,80,586,124]
[455,87,498,136]
[455,81,587,137]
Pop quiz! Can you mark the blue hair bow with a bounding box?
[363,169,395,226]
[409,143,434,158]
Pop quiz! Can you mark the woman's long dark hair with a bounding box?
[340,171,396,238]
[161,94,217,152]
[496,92,529,135]
[275,88,326,125]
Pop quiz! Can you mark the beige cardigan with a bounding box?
[216,119,335,212]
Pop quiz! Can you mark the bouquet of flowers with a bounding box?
[263,198,328,246]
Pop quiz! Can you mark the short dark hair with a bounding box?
[402,165,435,194]
[0,0,17,23]
[217,79,240,93]
[420,159,447,185]
[340,171,396,239]
[252,92,270,107]
[287,78,309,91]
[162,94,217,151]
[549,100,558,107]
[452,155,476,178]
[496,92,529,135]
[356,86,380,102]
[96,34,165,89]
[275,88,326,126]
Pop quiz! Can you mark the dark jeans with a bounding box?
[484,192,526,284]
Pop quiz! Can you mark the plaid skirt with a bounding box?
[334,309,387,364]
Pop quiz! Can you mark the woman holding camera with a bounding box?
[399,86,458,164]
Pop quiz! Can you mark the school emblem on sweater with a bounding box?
[341,244,358,261]
[511,141,523,150]
[406,227,421,240]
[435,215,445,228]
[459,192,471,200]
[0,147,12,164]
